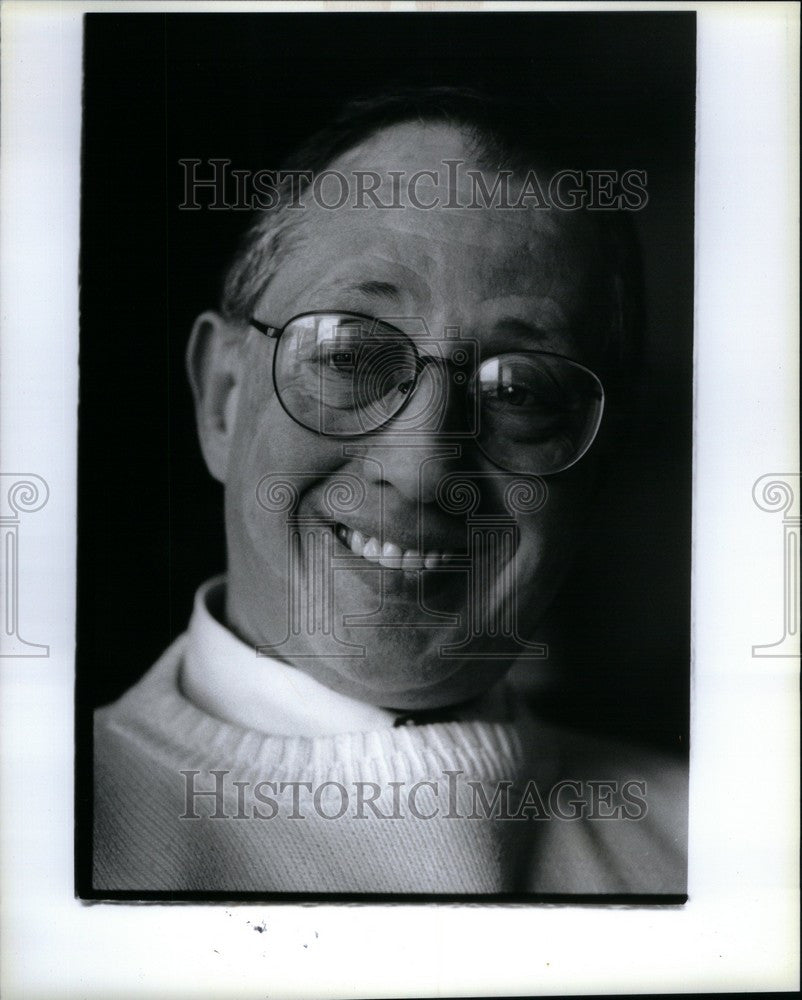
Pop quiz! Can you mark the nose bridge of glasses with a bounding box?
[407,320,477,419]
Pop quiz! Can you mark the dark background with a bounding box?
[77,13,695,776]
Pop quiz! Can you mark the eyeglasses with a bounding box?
[250,311,604,476]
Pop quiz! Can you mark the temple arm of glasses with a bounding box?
[249,318,281,338]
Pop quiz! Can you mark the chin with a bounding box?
[333,649,513,711]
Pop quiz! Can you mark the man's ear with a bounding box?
[186,311,245,483]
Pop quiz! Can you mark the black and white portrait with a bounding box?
[76,11,695,899]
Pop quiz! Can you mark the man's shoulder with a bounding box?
[522,718,688,896]
[95,633,187,729]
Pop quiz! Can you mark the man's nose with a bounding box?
[362,360,476,503]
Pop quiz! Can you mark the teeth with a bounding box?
[362,536,383,563]
[402,550,425,572]
[335,524,454,571]
[380,541,403,569]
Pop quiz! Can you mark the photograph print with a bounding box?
[77,10,695,899]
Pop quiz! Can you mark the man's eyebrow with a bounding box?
[490,317,556,343]
[344,280,403,301]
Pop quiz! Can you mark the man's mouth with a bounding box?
[334,522,456,572]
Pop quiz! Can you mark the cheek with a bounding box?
[513,479,589,588]
[224,388,346,571]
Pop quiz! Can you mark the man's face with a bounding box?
[214,123,608,709]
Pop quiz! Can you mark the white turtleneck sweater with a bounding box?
[93,580,687,895]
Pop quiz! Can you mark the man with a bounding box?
[93,90,687,895]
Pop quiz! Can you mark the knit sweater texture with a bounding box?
[93,590,687,895]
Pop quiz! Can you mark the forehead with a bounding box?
[263,123,601,350]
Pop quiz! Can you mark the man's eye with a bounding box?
[485,383,562,411]
[328,351,355,370]
[495,384,534,407]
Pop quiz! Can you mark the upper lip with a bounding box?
[328,514,464,553]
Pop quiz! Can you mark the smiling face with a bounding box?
[190,122,611,710]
